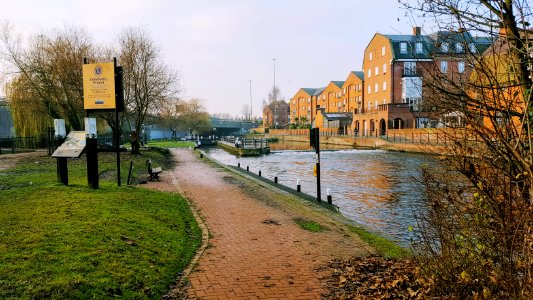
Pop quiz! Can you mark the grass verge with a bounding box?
[0,149,201,299]
[293,217,328,232]
[146,140,196,149]
[348,225,410,259]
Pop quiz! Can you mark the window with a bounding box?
[368,85,371,94]
[455,42,464,53]
[375,102,378,109]
[369,52,373,61]
[383,63,387,74]
[440,60,448,73]
[368,101,371,110]
[400,42,407,53]
[441,42,449,52]
[383,99,387,105]
[308,97,311,103]
[415,42,423,54]
[404,61,417,75]
[458,61,465,73]
[383,81,387,91]
[382,46,386,56]
[375,67,379,76]
[374,83,378,93]
[368,69,371,78]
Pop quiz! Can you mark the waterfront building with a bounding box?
[289,26,491,135]
[318,81,345,114]
[263,100,290,129]
[289,88,316,126]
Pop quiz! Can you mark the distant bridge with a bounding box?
[210,118,260,136]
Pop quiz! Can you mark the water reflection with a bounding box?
[206,140,430,245]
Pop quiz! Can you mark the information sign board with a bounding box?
[51,131,87,158]
[83,62,116,109]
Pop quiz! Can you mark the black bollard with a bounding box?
[297,179,301,192]
[238,162,240,168]
[327,194,332,204]
[259,170,261,177]
[274,176,278,183]
[200,153,204,158]
[246,166,249,172]
[127,161,134,185]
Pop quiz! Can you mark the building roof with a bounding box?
[312,87,325,96]
[323,112,353,121]
[380,30,493,60]
[351,71,364,80]
[331,81,345,88]
[300,88,316,96]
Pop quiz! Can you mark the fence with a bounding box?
[268,128,481,146]
[0,136,47,155]
[219,137,270,149]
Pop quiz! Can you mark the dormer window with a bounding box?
[400,42,408,54]
[455,42,464,53]
[441,42,449,52]
[415,42,423,54]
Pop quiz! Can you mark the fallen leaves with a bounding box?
[321,256,433,299]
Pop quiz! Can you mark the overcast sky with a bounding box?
[0,0,417,117]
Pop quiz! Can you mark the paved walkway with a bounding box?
[149,149,372,299]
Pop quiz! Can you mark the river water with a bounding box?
[205,140,431,246]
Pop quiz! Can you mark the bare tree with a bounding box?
[118,28,181,154]
[180,98,212,135]
[241,103,251,120]
[158,97,187,140]
[401,1,533,298]
[0,23,98,135]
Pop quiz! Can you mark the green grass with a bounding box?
[146,140,196,149]
[348,225,410,259]
[293,217,328,232]
[0,149,201,299]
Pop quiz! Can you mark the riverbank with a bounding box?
[264,128,456,155]
[146,149,415,298]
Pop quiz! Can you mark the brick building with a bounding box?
[263,100,290,129]
[289,27,491,135]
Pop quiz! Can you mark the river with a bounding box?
[205,140,431,246]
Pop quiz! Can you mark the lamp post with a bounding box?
[272,58,277,129]
[249,80,253,121]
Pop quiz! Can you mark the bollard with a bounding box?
[274,176,278,183]
[296,179,301,192]
[238,162,240,168]
[246,166,249,172]
[258,170,261,177]
[127,161,134,185]
[327,188,332,204]
[200,153,204,158]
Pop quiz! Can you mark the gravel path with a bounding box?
[146,149,372,299]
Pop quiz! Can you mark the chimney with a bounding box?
[413,26,421,36]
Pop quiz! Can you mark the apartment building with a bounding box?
[289,26,491,134]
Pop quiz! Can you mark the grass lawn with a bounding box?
[146,140,196,149]
[0,149,201,299]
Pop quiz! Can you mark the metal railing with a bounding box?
[219,137,269,149]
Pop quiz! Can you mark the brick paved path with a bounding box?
[152,149,372,299]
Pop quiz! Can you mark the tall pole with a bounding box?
[273,58,277,128]
[249,80,253,121]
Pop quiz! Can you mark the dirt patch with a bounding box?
[0,151,45,171]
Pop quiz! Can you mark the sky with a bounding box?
[0,0,417,117]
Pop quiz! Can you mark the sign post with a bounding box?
[82,58,124,188]
[310,127,321,202]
